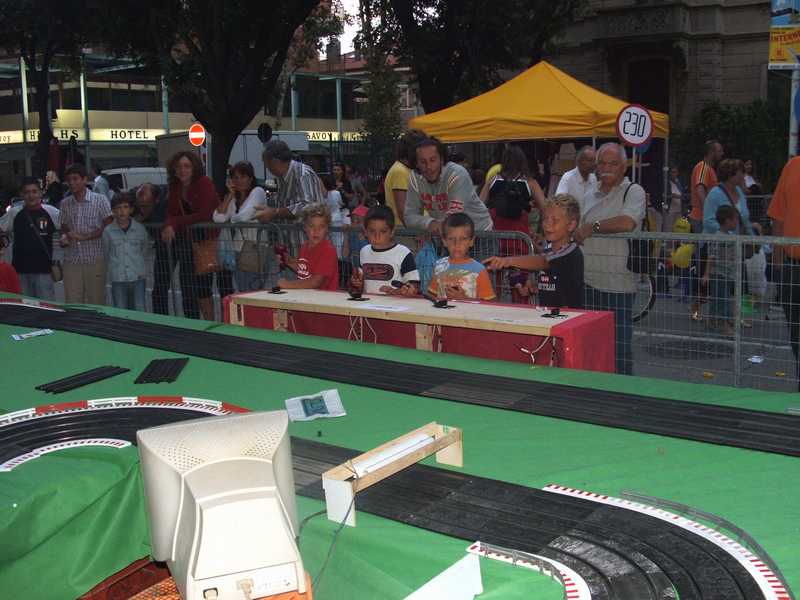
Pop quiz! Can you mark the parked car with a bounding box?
[104,167,167,192]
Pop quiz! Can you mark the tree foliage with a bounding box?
[356,0,402,165]
[106,0,341,190]
[361,0,587,113]
[0,0,100,178]
[672,82,790,193]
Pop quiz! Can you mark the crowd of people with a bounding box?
[0,129,795,378]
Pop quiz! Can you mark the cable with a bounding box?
[298,510,326,539]
[312,484,357,591]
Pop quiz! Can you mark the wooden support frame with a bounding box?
[321,422,463,527]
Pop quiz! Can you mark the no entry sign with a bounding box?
[188,123,206,147]
[615,104,654,147]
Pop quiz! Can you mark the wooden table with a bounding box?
[224,289,615,372]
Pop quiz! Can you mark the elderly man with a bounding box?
[573,142,646,375]
[135,183,169,314]
[556,146,597,201]
[404,136,493,234]
[256,139,324,223]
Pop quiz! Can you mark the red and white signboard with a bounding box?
[188,123,206,147]
[615,104,654,147]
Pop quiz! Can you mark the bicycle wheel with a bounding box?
[632,274,656,323]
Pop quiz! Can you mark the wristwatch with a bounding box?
[592,220,601,234]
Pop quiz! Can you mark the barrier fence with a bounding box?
[3,222,798,392]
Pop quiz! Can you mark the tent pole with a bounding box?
[592,136,596,150]
[631,148,636,183]
[663,137,670,232]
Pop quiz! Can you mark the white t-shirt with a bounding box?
[579,178,646,293]
[212,186,267,249]
[556,167,597,202]
[359,243,419,294]
[326,190,345,259]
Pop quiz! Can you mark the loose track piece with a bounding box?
[36,365,129,394]
[134,358,189,384]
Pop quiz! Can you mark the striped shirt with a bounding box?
[273,160,325,217]
[60,190,112,265]
[690,160,717,222]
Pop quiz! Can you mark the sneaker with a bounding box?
[690,309,703,322]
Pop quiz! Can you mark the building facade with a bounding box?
[545,0,771,129]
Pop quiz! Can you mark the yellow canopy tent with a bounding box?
[409,61,669,142]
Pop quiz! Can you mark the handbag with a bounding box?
[24,209,61,281]
[623,184,653,274]
[177,185,221,274]
[193,238,221,274]
[237,240,265,273]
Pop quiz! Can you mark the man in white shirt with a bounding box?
[573,142,645,376]
[556,146,597,201]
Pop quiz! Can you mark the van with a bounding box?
[104,167,168,192]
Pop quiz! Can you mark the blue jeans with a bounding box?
[584,285,635,375]
[709,277,733,322]
[20,273,55,301]
[111,279,146,311]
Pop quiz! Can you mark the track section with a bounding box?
[2,303,798,456]
[0,402,778,600]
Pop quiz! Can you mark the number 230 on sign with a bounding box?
[615,104,653,147]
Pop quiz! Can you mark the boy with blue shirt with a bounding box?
[429,213,496,301]
[102,193,149,311]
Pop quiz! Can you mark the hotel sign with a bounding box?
[0,128,168,144]
[307,130,364,142]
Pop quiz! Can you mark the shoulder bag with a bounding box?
[24,209,62,282]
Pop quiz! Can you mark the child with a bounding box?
[278,203,339,291]
[351,206,419,296]
[102,192,149,311]
[703,204,738,335]
[342,204,369,269]
[430,213,496,301]
[484,194,584,309]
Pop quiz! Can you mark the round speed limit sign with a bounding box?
[616,104,654,147]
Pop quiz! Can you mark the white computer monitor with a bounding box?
[137,410,305,600]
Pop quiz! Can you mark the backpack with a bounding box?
[488,177,530,220]
[623,184,653,274]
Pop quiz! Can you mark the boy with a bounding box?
[703,204,738,336]
[351,206,419,296]
[278,203,339,291]
[0,177,60,300]
[342,204,369,268]
[484,194,584,309]
[59,163,113,305]
[430,213,496,301]
[102,192,149,311]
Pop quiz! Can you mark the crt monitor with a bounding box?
[137,410,305,600]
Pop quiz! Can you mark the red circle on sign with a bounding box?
[615,104,654,148]
[188,123,206,147]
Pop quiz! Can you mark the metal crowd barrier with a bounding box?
[5,220,798,392]
[596,229,796,392]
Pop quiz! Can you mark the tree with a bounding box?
[107,0,341,190]
[363,0,586,113]
[357,0,403,167]
[0,0,99,179]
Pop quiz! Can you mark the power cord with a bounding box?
[312,493,356,590]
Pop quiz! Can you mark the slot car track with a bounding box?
[1,303,799,457]
[0,400,789,600]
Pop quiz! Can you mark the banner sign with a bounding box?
[770,0,800,69]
